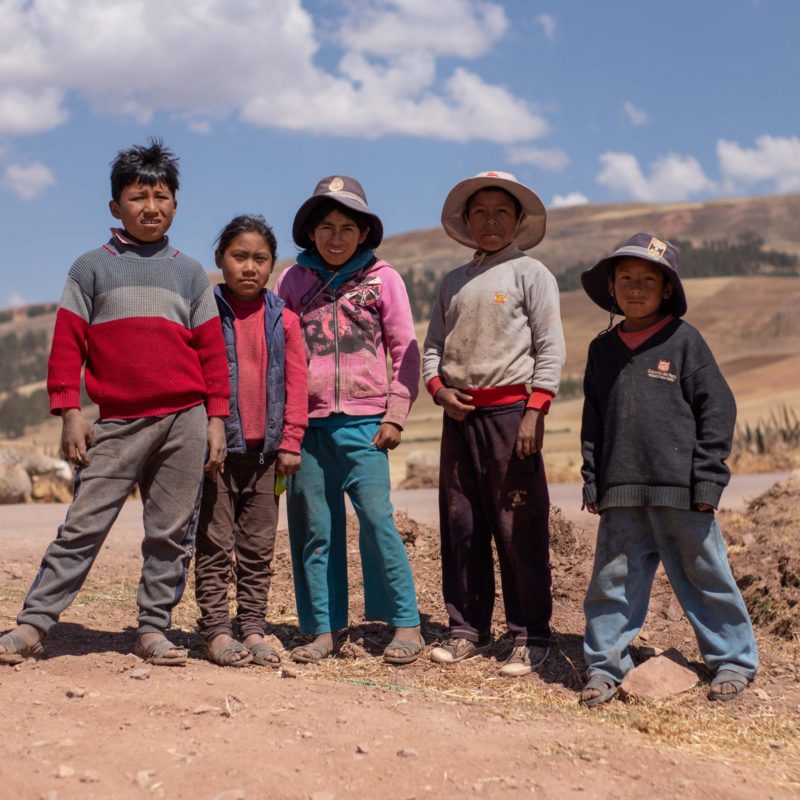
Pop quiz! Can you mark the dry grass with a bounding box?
[5,502,798,777]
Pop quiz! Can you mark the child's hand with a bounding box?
[372,422,402,450]
[515,408,544,458]
[277,450,301,476]
[205,417,227,482]
[585,503,599,515]
[61,408,93,467]
[695,503,714,512]
[435,387,475,421]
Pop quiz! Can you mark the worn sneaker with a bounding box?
[430,637,490,664]
[498,644,549,677]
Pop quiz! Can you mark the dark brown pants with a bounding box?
[439,403,552,646]
[194,452,279,641]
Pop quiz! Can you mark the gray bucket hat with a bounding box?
[292,175,383,249]
[441,170,547,250]
[581,232,687,317]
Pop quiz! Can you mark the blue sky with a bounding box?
[2,0,799,305]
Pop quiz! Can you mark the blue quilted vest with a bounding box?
[214,285,286,458]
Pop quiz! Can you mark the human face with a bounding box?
[309,208,369,269]
[216,231,274,302]
[610,257,673,331]
[465,189,521,253]
[109,180,177,243]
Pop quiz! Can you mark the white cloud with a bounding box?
[623,101,648,126]
[506,145,570,171]
[338,0,508,57]
[3,162,56,200]
[187,120,212,135]
[7,290,26,308]
[550,192,589,208]
[596,151,715,202]
[536,13,556,40]
[717,135,800,193]
[0,0,550,146]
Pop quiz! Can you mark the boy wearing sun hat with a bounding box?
[422,171,566,676]
[578,232,758,706]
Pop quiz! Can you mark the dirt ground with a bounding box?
[2,481,800,800]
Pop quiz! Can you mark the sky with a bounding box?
[1,0,799,305]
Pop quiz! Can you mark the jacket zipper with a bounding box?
[332,294,340,412]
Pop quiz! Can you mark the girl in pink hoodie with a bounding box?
[275,175,423,665]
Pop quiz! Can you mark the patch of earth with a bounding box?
[1,493,799,799]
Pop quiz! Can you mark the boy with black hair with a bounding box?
[579,233,757,705]
[0,138,229,667]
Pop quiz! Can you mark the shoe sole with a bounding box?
[430,643,491,664]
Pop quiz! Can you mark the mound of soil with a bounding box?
[724,471,800,638]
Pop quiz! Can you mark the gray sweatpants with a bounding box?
[18,404,207,635]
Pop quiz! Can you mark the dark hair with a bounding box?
[301,199,371,243]
[110,137,180,202]
[215,214,277,261]
[465,187,522,218]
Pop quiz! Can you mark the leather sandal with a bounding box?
[135,635,188,667]
[0,631,45,665]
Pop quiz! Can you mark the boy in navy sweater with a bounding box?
[579,233,757,706]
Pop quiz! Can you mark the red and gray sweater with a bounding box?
[47,236,230,419]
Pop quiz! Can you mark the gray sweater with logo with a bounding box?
[422,244,565,394]
[581,318,736,511]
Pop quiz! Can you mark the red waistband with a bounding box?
[466,384,529,407]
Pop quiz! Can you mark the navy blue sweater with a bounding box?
[581,319,735,511]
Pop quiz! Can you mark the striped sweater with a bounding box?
[47,236,230,419]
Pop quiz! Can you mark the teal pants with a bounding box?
[287,416,420,635]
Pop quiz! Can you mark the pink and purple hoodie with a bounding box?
[274,259,419,428]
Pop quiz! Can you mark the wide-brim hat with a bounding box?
[441,170,547,250]
[581,232,687,317]
[292,175,383,249]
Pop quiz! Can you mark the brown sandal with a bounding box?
[0,631,45,665]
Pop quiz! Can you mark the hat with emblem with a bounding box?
[292,175,383,249]
[441,170,547,250]
[581,232,687,317]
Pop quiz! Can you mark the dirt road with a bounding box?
[1,477,799,800]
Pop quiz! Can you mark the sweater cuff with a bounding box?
[278,434,304,454]
[582,482,598,507]
[526,388,554,414]
[693,481,724,509]
[205,396,231,418]
[426,376,445,400]
[50,389,82,415]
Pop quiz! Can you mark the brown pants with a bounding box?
[194,452,279,641]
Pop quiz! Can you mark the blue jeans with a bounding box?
[286,416,420,635]
[583,506,758,683]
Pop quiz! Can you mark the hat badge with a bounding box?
[647,237,667,258]
[328,176,345,192]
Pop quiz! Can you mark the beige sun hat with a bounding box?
[440,170,547,250]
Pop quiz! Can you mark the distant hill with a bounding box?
[3,193,800,446]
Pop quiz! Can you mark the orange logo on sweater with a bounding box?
[494,290,507,304]
[657,359,671,372]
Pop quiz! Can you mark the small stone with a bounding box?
[280,666,298,679]
[768,740,784,750]
[180,719,192,730]
[41,792,59,800]
[301,730,314,739]
[214,790,246,800]
[55,765,75,779]
[356,743,370,754]
[130,668,151,680]
[742,533,756,547]
[80,770,99,783]
[397,748,419,758]
[666,593,684,621]
[309,793,335,800]
[753,688,771,701]
[619,649,698,701]
[193,704,217,715]
[135,769,156,789]
[65,687,86,699]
